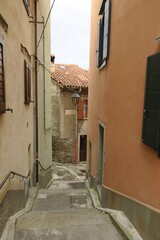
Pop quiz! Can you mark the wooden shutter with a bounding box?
[78,99,84,120]
[103,0,111,60]
[142,53,160,156]
[0,42,5,114]
[97,0,111,68]
[24,60,31,105]
[28,65,31,102]
[83,100,88,118]
[97,20,103,67]
[99,19,104,65]
[96,21,101,67]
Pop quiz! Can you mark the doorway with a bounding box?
[79,135,87,162]
[97,124,105,185]
[88,141,92,174]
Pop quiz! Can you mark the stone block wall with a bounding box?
[52,136,74,163]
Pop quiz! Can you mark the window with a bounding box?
[23,0,30,16]
[24,60,31,105]
[0,35,5,114]
[142,52,160,156]
[97,0,111,68]
[83,99,88,118]
[78,99,88,120]
[97,124,105,184]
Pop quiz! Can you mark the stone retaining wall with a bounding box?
[52,136,74,163]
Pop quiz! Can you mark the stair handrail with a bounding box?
[0,170,30,190]
[33,161,52,171]
[0,161,52,190]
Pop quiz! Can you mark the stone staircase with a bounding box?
[14,180,123,240]
[1,163,142,240]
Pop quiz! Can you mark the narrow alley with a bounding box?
[1,1,160,239]
[1,163,141,240]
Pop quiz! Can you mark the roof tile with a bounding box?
[51,64,89,88]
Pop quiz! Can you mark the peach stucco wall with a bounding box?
[88,0,160,209]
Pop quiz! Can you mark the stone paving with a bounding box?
[14,163,124,240]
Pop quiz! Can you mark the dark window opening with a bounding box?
[24,60,31,105]
[80,135,87,162]
[0,40,5,114]
[97,124,105,185]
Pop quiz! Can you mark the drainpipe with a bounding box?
[42,16,46,130]
[34,0,39,184]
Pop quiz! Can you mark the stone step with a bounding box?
[15,209,122,240]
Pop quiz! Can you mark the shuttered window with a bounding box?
[23,0,30,16]
[96,21,101,67]
[78,99,83,120]
[97,19,103,67]
[103,0,110,60]
[0,39,5,114]
[97,0,111,68]
[24,60,31,105]
[142,52,160,156]
[78,99,88,120]
[83,99,88,118]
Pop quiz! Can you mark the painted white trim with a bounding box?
[0,33,4,44]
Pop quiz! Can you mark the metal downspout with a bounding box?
[43,16,46,130]
[34,0,39,184]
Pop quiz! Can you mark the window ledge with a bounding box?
[99,60,106,70]
[0,14,8,32]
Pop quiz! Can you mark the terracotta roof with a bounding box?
[51,64,89,88]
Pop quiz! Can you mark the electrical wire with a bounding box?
[37,0,56,48]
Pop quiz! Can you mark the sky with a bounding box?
[51,0,91,70]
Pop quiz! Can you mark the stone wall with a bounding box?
[52,136,74,163]
[51,83,60,137]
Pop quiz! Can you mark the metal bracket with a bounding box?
[29,21,44,24]
[5,108,13,113]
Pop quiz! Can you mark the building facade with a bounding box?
[51,64,88,164]
[36,0,52,179]
[88,0,160,239]
[0,0,52,203]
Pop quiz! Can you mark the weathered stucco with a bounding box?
[0,0,34,202]
[0,0,52,202]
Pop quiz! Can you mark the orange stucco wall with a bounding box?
[88,0,160,209]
